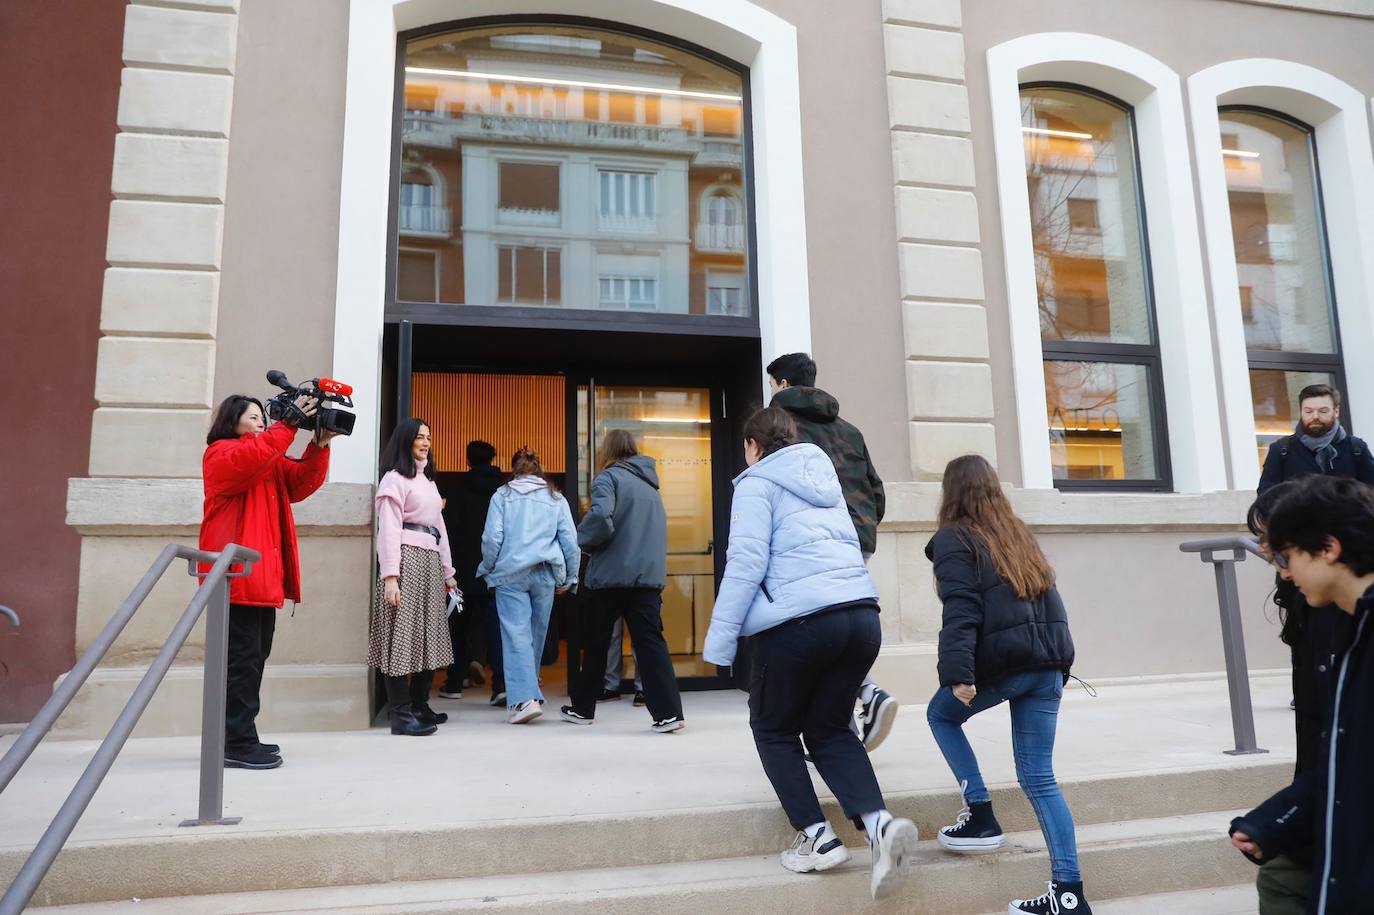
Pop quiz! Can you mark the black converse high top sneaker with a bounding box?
[1009,880,1091,914]
[938,798,1005,852]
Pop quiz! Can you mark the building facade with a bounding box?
[4,0,1374,734]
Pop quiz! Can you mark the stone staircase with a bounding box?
[13,762,1282,914]
[2,678,1291,913]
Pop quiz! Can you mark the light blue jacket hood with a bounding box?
[703,443,878,666]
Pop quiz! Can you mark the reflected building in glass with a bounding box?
[396,27,749,317]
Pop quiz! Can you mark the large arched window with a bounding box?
[1021,85,1170,490]
[392,22,751,318]
[1219,108,1345,467]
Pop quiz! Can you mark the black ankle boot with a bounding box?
[414,703,448,726]
[390,702,437,736]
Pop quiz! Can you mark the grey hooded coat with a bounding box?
[577,455,668,590]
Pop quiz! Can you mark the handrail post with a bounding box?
[181,567,240,827]
[1202,547,1267,756]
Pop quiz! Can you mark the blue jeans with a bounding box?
[926,668,1081,883]
[494,568,556,709]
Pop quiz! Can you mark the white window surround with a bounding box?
[330,0,810,484]
[1188,59,1374,490]
[987,33,1227,493]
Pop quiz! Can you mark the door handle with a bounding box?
[0,605,18,628]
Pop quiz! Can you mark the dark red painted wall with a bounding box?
[0,1,125,721]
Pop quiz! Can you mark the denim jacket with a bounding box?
[476,477,581,589]
[703,443,877,666]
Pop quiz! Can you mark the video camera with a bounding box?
[265,370,357,436]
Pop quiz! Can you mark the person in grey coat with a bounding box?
[560,430,685,731]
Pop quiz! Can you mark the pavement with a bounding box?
[0,671,1296,849]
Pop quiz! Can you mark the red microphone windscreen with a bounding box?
[318,378,353,396]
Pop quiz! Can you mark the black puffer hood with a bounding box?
[772,386,840,424]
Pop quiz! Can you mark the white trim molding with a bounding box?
[331,0,810,483]
[1189,59,1374,490]
[986,33,1227,493]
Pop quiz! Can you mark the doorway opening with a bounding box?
[380,321,761,705]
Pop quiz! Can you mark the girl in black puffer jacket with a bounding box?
[924,456,1088,915]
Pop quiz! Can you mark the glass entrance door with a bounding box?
[576,384,718,678]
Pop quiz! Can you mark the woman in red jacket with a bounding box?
[200,393,335,770]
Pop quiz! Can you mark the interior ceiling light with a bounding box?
[405,66,742,102]
[641,417,711,424]
[1222,149,1261,159]
[1022,126,1093,140]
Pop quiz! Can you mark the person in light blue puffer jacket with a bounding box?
[703,407,917,902]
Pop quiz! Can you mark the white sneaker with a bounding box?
[508,700,542,724]
[870,815,919,900]
[781,824,851,873]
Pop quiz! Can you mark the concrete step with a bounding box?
[5,762,1287,908]
[34,811,1255,914]
[1089,883,1257,914]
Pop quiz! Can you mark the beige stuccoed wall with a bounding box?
[958,0,1374,482]
[213,0,350,403]
[747,0,912,481]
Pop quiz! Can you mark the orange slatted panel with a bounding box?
[410,372,566,473]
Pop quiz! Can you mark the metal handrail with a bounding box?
[0,543,259,915]
[1180,534,1269,756]
[0,605,17,628]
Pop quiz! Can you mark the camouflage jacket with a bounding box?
[772,386,885,555]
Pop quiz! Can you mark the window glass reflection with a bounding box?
[399,25,749,315]
[1220,111,1336,354]
[1045,361,1159,481]
[1022,88,1153,345]
[1249,368,1337,468]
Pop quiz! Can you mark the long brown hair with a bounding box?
[937,455,1054,600]
[597,429,639,475]
[511,446,558,495]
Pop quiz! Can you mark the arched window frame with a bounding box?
[329,2,809,483]
[987,33,1226,493]
[1188,60,1374,490]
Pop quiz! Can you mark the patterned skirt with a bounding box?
[366,544,454,676]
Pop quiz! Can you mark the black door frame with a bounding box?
[393,321,741,691]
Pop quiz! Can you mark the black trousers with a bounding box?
[570,587,683,721]
[225,604,276,751]
[749,603,885,830]
[448,592,504,691]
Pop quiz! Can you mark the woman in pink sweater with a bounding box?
[367,417,458,736]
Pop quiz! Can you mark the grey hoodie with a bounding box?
[577,455,668,590]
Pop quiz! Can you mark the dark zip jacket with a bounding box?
[442,465,504,598]
[926,524,1074,688]
[1230,585,1374,914]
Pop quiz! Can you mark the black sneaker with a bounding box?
[225,745,283,770]
[559,705,594,725]
[860,686,898,752]
[259,742,280,756]
[597,688,621,702]
[633,691,647,707]
[652,716,685,733]
[489,689,507,707]
[938,799,1005,852]
[1010,880,1091,914]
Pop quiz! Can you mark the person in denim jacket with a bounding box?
[477,447,579,724]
